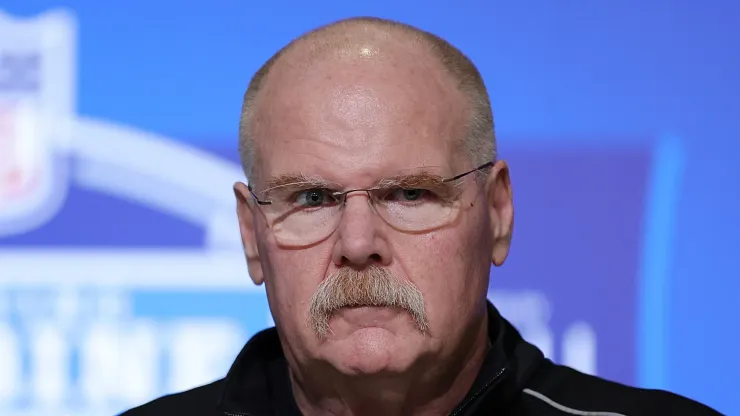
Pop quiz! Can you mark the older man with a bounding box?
[122,17,719,416]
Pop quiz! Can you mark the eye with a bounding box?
[295,188,338,207]
[387,188,432,202]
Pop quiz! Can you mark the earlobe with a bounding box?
[234,182,265,285]
[486,161,514,267]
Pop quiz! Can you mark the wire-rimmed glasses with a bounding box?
[248,162,494,246]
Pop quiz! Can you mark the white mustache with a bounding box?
[307,265,428,337]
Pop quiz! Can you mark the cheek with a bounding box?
[395,223,490,327]
[413,233,473,294]
[262,242,333,327]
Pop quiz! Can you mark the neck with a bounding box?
[290,316,490,416]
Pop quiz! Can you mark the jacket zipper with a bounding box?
[448,366,508,416]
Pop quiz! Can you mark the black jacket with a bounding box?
[120,303,721,415]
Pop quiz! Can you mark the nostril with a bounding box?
[341,253,382,267]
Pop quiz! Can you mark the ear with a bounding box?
[234,182,265,285]
[486,160,514,267]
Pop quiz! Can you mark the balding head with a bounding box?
[232,19,515,412]
[238,17,495,182]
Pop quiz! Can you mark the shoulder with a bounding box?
[522,360,722,416]
[117,379,225,416]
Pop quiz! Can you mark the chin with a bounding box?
[323,327,419,375]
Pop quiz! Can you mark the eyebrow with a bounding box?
[262,173,337,192]
[377,171,448,189]
[262,170,460,193]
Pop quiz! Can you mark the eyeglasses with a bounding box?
[248,162,494,246]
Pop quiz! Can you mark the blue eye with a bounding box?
[389,188,430,201]
[295,189,337,207]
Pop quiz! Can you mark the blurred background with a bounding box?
[0,1,738,415]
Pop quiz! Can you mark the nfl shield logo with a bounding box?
[0,9,76,237]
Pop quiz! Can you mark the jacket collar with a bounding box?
[217,301,544,415]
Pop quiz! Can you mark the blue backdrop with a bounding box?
[0,1,738,415]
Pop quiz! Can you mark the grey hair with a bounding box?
[308,264,428,338]
[238,17,496,182]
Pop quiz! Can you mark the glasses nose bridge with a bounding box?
[337,188,381,215]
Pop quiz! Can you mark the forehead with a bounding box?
[251,45,470,186]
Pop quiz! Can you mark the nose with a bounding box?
[331,192,392,268]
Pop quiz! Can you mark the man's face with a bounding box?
[236,45,510,375]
